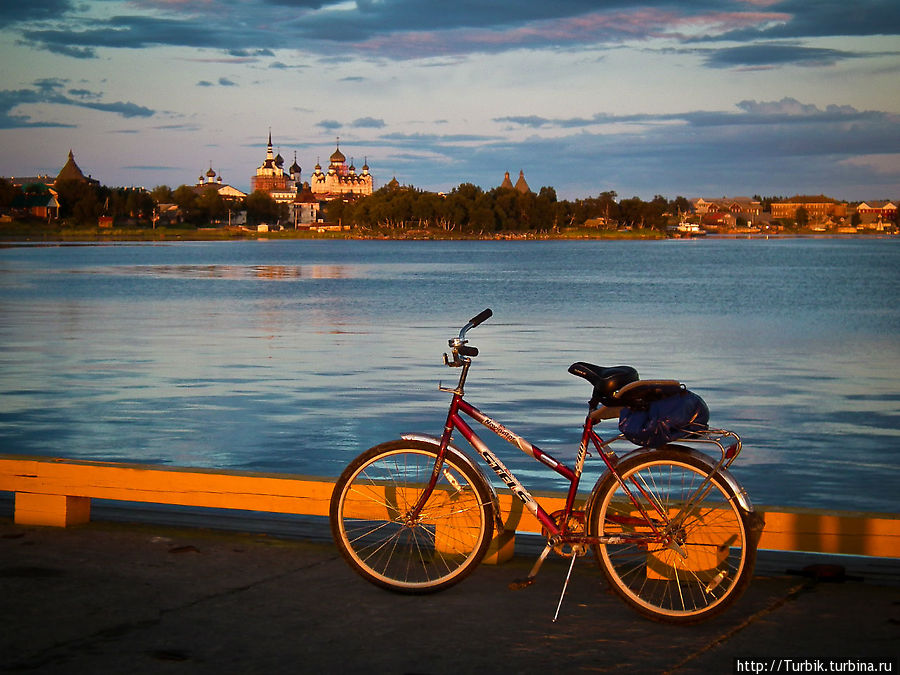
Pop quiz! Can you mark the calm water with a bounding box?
[1,238,898,513]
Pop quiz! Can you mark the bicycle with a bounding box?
[330,309,764,623]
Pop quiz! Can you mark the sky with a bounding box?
[1,0,899,201]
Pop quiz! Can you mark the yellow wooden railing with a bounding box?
[1,454,897,563]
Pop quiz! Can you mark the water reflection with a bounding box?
[72,264,352,281]
[0,239,898,513]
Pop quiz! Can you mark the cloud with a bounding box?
[67,88,101,99]
[0,92,76,129]
[33,78,68,93]
[21,15,236,54]
[735,98,866,120]
[0,0,73,25]
[0,79,154,128]
[496,98,896,131]
[703,43,873,69]
[198,72,255,86]
[227,48,274,58]
[316,119,342,130]
[382,131,502,144]
[12,0,897,63]
[79,100,154,117]
[153,123,203,131]
[482,97,900,199]
[699,0,900,41]
[36,43,98,59]
[352,116,386,128]
[257,0,330,7]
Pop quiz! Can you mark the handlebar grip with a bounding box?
[468,308,492,328]
[458,345,479,357]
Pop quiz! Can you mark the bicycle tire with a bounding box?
[330,440,494,594]
[587,448,756,623]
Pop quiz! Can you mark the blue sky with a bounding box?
[1,0,898,200]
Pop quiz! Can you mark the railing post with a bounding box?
[15,492,91,527]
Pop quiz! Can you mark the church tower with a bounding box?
[251,131,292,195]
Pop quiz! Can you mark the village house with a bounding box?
[1,150,100,221]
[770,199,848,222]
[856,200,897,220]
[692,197,766,230]
[854,201,897,231]
[192,166,247,201]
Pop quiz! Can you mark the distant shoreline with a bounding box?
[0,223,896,243]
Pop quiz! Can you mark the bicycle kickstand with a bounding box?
[553,551,578,623]
[508,542,552,590]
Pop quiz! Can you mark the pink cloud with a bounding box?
[356,8,791,59]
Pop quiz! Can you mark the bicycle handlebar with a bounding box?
[444,308,492,367]
[457,308,492,341]
[468,308,493,328]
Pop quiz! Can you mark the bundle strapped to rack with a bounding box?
[618,387,710,447]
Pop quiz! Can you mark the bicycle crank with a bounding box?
[543,510,588,557]
[510,511,589,592]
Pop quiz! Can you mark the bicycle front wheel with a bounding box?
[330,440,494,594]
[588,449,756,623]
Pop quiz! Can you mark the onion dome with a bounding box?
[206,166,216,178]
[330,144,345,163]
[290,152,301,175]
[275,153,284,167]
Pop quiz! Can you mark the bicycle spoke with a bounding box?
[592,452,752,622]
[332,444,492,592]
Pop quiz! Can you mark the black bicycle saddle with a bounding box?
[568,362,639,408]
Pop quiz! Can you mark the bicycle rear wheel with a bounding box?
[587,449,756,623]
[330,440,494,594]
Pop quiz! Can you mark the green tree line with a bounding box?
[0,178,286,228]
[7,176,889,232]
[150,185,286,226]
[324,183,695,233]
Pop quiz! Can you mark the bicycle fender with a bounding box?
[595,444,755,515]
[400,432,505,533]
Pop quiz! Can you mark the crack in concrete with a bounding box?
[663,581,814,674]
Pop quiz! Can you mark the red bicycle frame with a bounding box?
[409,358,643,542]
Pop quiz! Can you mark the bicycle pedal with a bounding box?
[509,577,536,590]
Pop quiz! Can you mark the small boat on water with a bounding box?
[672,219,707,238]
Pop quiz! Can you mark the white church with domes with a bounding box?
[250,133,373,201]
[248,132,374,226]
[309,142,374,199]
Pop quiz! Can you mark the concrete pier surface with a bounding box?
[1,519,897,674]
